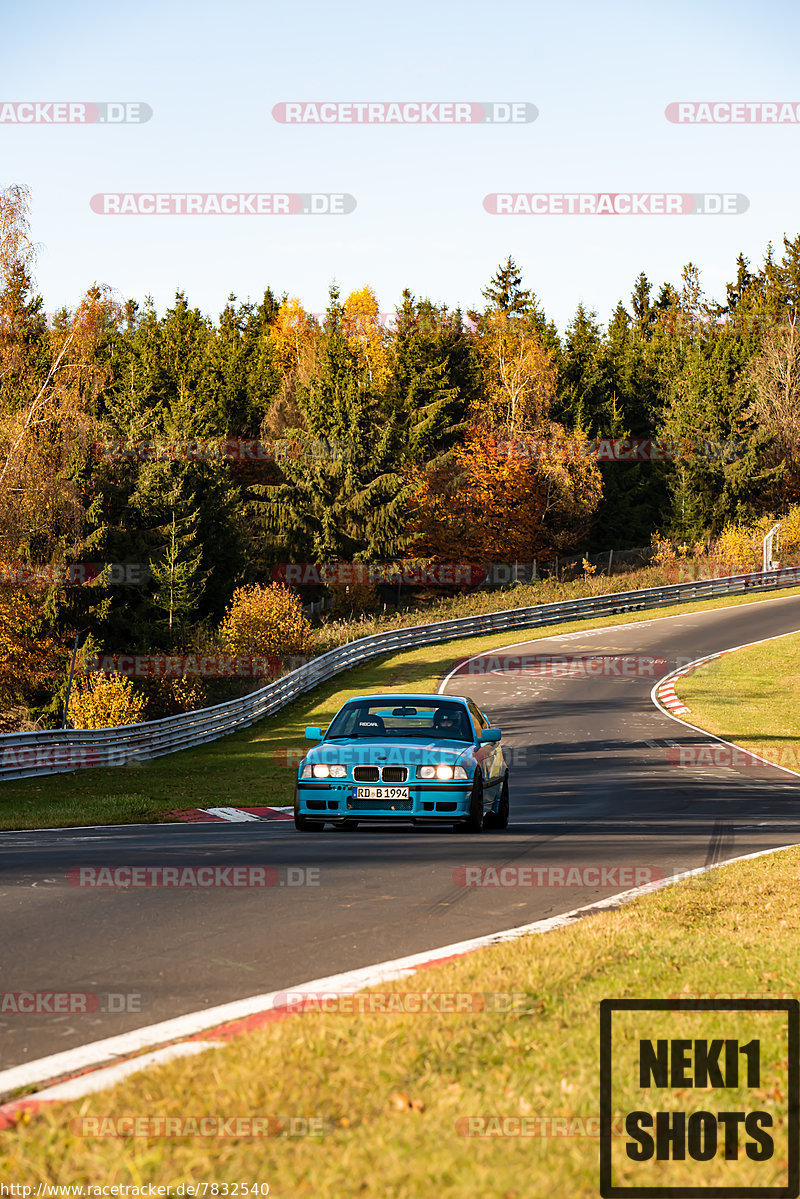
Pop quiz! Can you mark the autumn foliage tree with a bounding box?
[218,583,313,660]
[747,315,800,498]
[343,285,390,393]
[407,425,602,562]
[263,296,319,436]
[0,588,67,709]
[473,310,558,437]
[0,185,120,559]
[68,672,147,729]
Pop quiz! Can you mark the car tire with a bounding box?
[484,773,509,830]
[457,774,484,833]
[294,814,325,831]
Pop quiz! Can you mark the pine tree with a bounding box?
[148,505,207,640]
[556,304,606,429]
[388,290,472,466]
[481,255,532,316]
[725,253,754,312]
[631,272,655,339]
[478,257,560,354]
[251,285,410,563]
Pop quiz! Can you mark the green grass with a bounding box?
[3,847,800,1195]
[309,555,800,654]
[309,561,672,653]
[4,584,800,830]
[676,627,800,773]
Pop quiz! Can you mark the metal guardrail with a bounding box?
[3,565,800,783]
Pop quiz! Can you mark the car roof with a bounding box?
[344,693,472,707]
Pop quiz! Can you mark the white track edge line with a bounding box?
[30,1041,227,1102]
[437,589,800,693]
[3,589,799,837]
[649,628,800,779]
[3,840,799,1103]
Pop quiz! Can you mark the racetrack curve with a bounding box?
[2,592,800,1079]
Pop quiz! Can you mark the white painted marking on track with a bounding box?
[438,592,800,694]
[29,1040,225,1101]
[650,628,800,780]
[202,807,263,822]
[3,841,800,1103]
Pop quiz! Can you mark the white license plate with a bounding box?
[353,786,409,800]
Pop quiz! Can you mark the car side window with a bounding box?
[467,701,487,736]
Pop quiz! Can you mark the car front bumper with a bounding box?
[295,779,474,822]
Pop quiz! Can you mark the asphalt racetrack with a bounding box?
[2,593,800,1078]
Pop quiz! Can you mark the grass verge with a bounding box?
[2,846,799,1194]
[2,585,800,830]
[675,627,800,773]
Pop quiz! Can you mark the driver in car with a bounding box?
[433,708,466,738]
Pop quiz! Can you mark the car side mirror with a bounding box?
[480,728,501,743]
[305,726,323,741]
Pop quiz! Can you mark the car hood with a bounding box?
[304,737,475,769]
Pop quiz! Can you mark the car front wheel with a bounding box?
[484,773,509,830]
[458,774,484,833]
[294,813,325,831]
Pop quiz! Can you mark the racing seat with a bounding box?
[356,714,386,735]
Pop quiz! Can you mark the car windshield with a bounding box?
[326,702,473,743]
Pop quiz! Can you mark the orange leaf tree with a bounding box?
[68,672,146,729]
[0,587,68,709]
[407,425,602,563]
[343,286,390,394]
[218,582,313,660]
[473,309,558,437]
[0,182,118,559]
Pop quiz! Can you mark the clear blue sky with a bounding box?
[2,0,799,332]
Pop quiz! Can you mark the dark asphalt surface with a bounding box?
[2,593,800,1080]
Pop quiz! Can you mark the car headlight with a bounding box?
[310,763,346,779]
[416,765,468,780]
